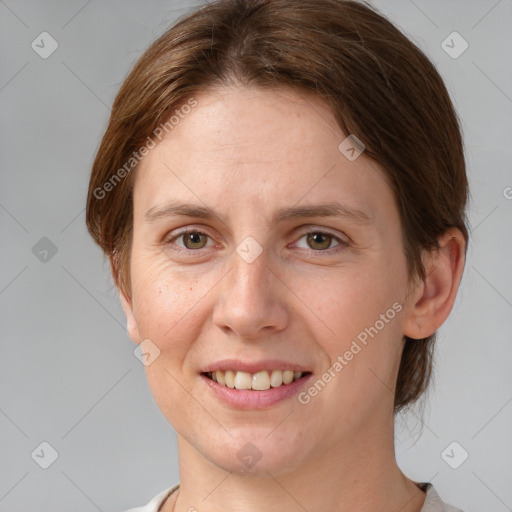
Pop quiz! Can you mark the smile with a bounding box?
[204,369,309,391]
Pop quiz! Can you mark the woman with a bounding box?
[86,0,469,510]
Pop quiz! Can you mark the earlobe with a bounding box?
[119,288,141,344]
[403,228,466,340]
[110,256,141,344]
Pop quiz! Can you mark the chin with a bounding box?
[203,427,312,476]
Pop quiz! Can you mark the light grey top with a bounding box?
[124,482,465,511]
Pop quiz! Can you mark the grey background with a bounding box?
[1,0,511,510]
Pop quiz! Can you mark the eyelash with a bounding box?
[163,226,349,256]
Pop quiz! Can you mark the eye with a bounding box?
[166,229,214,251]
[294,229,347,252]
[164,227,348,255]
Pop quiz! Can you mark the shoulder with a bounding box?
[420,483,465,512]
[122,484,179,512]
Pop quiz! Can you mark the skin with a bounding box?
[119,85,466,512]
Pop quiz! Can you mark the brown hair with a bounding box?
[86,0,469,412]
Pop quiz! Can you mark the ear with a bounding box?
[119,289,142,344]
[403,228,466,340]
[110,257,141,344]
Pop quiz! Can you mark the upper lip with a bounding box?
[202,359,311,374]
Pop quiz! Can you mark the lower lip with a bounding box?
[200,373,312,409]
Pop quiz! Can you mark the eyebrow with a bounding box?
[145,200,372,226]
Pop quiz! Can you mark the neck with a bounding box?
[165,418,426,512]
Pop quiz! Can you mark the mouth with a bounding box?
[202,369,312,391]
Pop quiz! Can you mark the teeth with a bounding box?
[282,370,294,384]
[224,370,235,388]
[252,371,270,390]
[208,369,304,390]
[270,370,283,388]
[234,371,252,389]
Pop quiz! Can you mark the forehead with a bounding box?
[134,86,394,224]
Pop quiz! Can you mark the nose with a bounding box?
[212,249,288,340]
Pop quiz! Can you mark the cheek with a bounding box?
[299,263,402,342]
[129,257,210,420]
[131,253,195,324]
[130,255,220,364]
[299,262,406,397]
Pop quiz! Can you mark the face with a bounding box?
[122,86,415,475]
